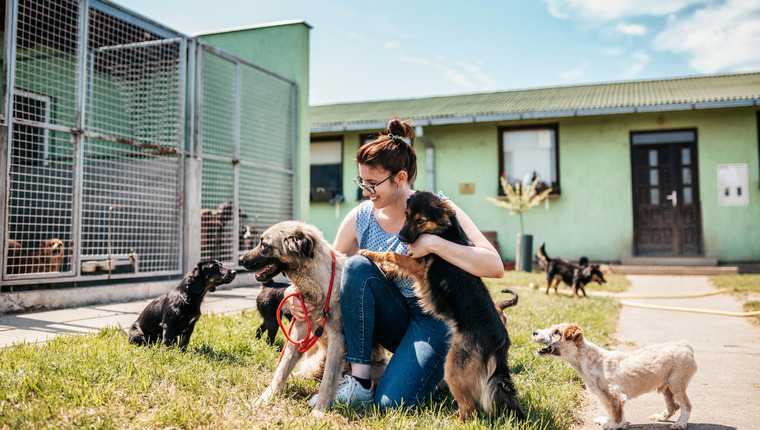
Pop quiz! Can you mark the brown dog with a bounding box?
[533,323,697,429]
[5,239,66,290]
[360,191,525,422]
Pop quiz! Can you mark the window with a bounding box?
[12,91,52,167]
[310,137,343,202]
[498,125,559,195]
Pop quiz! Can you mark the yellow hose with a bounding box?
[611,288,733,299]
[619,300,760,317]
[513,284,760,317]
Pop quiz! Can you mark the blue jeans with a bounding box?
[340,255,451,410]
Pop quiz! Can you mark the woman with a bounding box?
[292,118,504,410]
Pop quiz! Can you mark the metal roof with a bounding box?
[310,72,760,133]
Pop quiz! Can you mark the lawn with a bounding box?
[710,274,760,324]
[1,272,625,429]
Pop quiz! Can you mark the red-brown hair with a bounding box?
[355,118,417,184]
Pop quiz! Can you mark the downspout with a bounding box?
[415,125,435,192]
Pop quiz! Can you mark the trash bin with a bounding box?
[516,233,533,272]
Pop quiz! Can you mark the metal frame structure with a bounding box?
[1,0,296,290]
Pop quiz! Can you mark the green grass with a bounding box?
[711,274,760,324]
[0,278,623,429]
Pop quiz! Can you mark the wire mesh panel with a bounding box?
[3,0,185,287]
[80,138,181,276]
[82,5,184,277]
[14,0,80,128]
[198,45,295,265]
[200,159,235,262]
[238,64,295,248]
[5,129,75,283]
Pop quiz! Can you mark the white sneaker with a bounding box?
[308,375,375,408]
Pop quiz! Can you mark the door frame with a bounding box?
[629,128,703,257]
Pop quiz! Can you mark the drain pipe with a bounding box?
[415,125,435,192]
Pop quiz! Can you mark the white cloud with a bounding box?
[383,41,398,49]
[621,51,651,78]
[542,0,708,21]
[616,23,647,36]
[399,54,498,91]
[558,59,588,80]
[653,0,760,73]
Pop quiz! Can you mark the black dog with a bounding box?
[128,259,236,348]
[536,242,606,299]
[255,280,293,344]
[360,191,525,422]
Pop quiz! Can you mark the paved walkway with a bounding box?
[0,286,260,348]
[577,275,760,430]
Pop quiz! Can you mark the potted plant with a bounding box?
[486,173,552,272]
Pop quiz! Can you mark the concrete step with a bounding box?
[610,265,738,275]
[620,257,718,266]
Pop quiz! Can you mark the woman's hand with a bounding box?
[405,234,441,259]
[284,285,315,321]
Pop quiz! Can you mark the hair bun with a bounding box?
[386,118,416,140]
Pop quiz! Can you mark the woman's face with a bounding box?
[356,164,401,207]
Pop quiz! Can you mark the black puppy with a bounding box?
[536,242,606,299]
[128,259,236,348]
[255,280,293,344]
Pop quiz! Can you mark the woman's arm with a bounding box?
[288,207,360,321]
[405,201,504,278]
[333,207,359,256]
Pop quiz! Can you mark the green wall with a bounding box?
[309,131,430,242]
[199,21,312,221]
[311,107,759,262]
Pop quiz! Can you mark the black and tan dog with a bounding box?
[536,242,606,299]
[360,191,526,422]
[128,259,236,349]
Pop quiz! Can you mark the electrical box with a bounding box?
[717,163,749,206]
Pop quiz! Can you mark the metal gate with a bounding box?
[196,43,295,265]
[1,0,296,291]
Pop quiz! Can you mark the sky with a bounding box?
[117,0,760,106]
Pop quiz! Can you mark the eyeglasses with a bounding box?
[353,173,395,194]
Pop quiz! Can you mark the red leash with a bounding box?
[277,250,337,364]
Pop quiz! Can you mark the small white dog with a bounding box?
[532,323,697,430]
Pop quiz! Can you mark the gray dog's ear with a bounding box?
[284,233,314,258]
[188,262,205,294]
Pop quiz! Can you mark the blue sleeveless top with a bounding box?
[355,192,449,298]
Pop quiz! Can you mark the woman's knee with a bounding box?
[340,255,376,295]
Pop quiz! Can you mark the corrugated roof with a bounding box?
[310,72,760,132]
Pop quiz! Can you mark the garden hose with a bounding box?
[517,284,760,317]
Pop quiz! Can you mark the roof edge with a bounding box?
[310,98,760,133]
[194,19,313,36]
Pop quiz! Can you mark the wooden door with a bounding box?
[631,130,702,256]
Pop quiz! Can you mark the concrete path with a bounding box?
[577,275,760,430]
[0,286,260,348]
